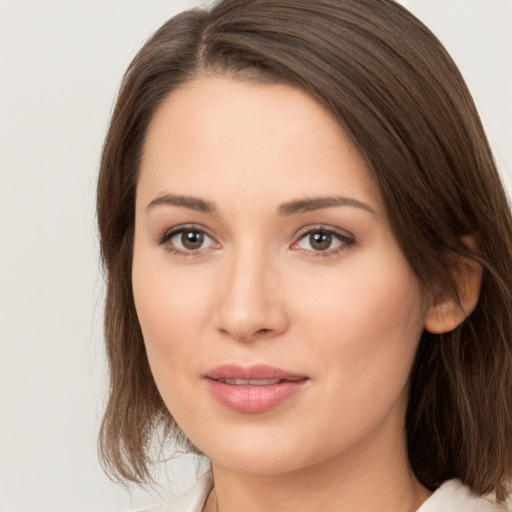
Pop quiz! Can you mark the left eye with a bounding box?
[168,228,216,251]
[294,229,346,252]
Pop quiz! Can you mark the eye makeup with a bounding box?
[291,224,356,258]
[155,222,356,260]
[156,223,220,257]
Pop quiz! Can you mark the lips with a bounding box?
[218,378,282,386]
[204,364,309,413]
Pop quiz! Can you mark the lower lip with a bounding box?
[205,379,308,413]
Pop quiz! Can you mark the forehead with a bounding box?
[138,75,381,212]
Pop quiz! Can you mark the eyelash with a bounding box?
[157,224,217,257]
[292,225,355,258]
[156,224,355,258]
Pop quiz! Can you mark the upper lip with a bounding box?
[204,364,308,381]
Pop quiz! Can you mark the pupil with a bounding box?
[310,232,331,251]
[182,230,204,250]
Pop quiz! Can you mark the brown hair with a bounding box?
[97,0,512,501]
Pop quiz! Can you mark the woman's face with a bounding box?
[133,76,429,475]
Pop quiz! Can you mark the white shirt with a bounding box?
[417,479,501,511]
[143,473,503,512]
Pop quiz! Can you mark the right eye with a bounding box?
[159,226,219,255]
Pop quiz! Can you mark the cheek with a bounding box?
[292,249,427,403]
[132,263,214,425]
[131,243,213,383]
[296,263,424,338]
[133,226,214,329]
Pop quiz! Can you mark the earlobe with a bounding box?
[424,240,483,334]
[424,298,470,335]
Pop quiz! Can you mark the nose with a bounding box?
[214,247,289,342]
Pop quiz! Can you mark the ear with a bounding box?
[424,236,483,334]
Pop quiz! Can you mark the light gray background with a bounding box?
[0,1,510,511]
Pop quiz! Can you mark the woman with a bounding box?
[96,0,512,510]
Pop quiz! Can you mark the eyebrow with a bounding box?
[146,194,216,213]
[277,196,376,216]
[146,193,375,216]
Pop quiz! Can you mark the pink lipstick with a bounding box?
[204,364,309,413]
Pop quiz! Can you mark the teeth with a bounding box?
[222,378,281,386]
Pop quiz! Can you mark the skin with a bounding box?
[132,76,438,511]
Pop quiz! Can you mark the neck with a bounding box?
[203,408,431,512]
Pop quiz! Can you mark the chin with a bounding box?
[183,419,338,476]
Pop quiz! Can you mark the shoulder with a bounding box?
[136,475,509,512]
[138,472,213,512]
[417,479,508,512]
